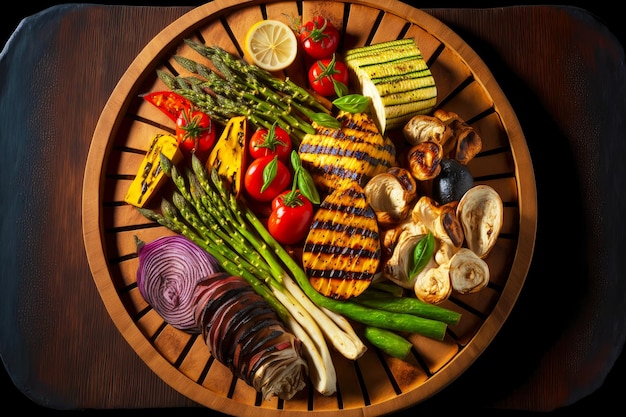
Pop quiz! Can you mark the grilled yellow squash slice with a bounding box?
[298,111,396,196]
[124,133,183,208]
[206,115,247,197]
[303,183,380,300]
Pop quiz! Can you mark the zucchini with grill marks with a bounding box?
[346,38,437,133]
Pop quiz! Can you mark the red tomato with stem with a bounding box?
[244,155,291,203]
[268,190,314,245]
[249,122,292,162]
[308,54,349,97]
[175,108,216,158]
[293,15,339,60]
[143,91,193,123]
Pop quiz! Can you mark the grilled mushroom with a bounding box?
[407,141,443,181]
[433,109,482,164]
[382,230,429,289]
[435,239,458,265]
[453,124,482,165]
[449,248,490,294]
[412,196,464,248]
[413,261,451,304]
[364,169,417,227]
[457,185,503,258]
[402,114,453,147]
[381,218,428,260]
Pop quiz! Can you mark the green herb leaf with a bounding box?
[310,112,341,129]
[409,231,435,279]
[290,150,302,170]
[297,169,321,204]
[334,81,349,98]
[333,94,369,113]
[261,156,278,193]
[290,151,320,204]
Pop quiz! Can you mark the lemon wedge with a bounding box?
[244,20,298,72]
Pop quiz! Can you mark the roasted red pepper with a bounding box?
[142,91,193,122]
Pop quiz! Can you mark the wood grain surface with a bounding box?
[1,1,625,416]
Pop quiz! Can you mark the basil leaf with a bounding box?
[334,81,349,98]
[261,156,278,193]
[333,94,369,113]
[297,168,321,205]
[310,112,340,129]
[290,150,302,170]
[409,231,435,279]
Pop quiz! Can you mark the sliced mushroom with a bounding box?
[382,230,428,289]
[412,196,464,248]
[457,185,503,258]
[402,114,453,147]
[407,141,443,181]
[364,169,417,227]
[435,239,458,265]
[433,109,482,164]
[381,217,429,260]
[413,261,451,304]
[449,248,490,294]
[453,124,482,165]
[386,167,418,197]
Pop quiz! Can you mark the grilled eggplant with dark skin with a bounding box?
[194,272,309,400]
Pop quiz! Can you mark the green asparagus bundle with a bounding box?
[155,41,332,144]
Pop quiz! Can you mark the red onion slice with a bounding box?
[136,235,221,332]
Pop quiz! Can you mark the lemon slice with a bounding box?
[244,20,298,72]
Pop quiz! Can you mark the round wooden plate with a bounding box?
[82,0,537,415]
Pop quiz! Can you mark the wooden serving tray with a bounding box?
[81,0,536,415]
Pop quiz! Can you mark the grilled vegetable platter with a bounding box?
[82,1,537,415]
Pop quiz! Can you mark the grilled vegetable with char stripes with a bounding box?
[298,111,396,196]
[345,38,437,133]
[303,184,380,300]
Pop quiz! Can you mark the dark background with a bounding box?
[2,1,624,416]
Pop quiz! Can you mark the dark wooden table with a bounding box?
[2,1,625,415]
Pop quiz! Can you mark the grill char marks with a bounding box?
[303,184,380,300]
[298,111,396,196]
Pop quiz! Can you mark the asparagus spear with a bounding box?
[154,43,333,145]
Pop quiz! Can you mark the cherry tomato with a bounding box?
[143,91,193,123]
[294,15,339,60]
[268,190,314,245]
[244,155,291,203]
[308,55,349,97]
[175,108,216,158]
[249,123,292,162]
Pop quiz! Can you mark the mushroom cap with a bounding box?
[364,169,417,227]
[449,248,490,294]
[457,185,503,258]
